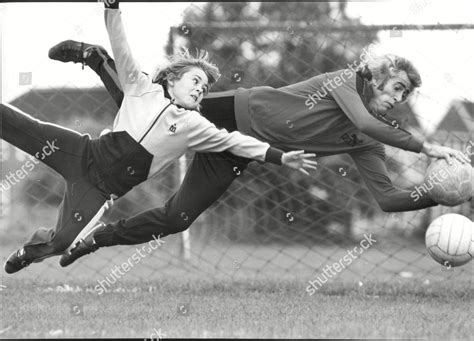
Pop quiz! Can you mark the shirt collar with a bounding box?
[163,85,185,109]
[356,71,374,112]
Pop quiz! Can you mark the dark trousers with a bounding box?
[0,104,110,260]
[86,45,124,109]
[84,48,251,246]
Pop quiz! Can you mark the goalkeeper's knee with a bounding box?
[167,211,195,233]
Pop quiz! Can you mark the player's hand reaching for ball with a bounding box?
[281,150,318,176]
[422,142,471,165]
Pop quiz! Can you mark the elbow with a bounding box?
[380,204,396,213]
[376,198,398,212]
[357,122,369,134]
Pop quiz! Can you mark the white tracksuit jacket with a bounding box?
[104,8,284,180]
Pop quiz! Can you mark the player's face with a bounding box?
[167,67,209,110]
[368,70,412,114]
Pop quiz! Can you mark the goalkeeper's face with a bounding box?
[369,70,412,114]
[167,67,210,110]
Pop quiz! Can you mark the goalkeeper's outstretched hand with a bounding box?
[281,150,318,176]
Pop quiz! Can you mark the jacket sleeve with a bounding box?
[186,111,284,165]
[350,144,438,212]
[330,71,425,153]
[104,8,151,96]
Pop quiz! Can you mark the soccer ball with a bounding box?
[424,159,473,206]
[425,213,473,267]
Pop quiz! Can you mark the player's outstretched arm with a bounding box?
[186,113,316,175]
[421,142,471,165]
[350,145,438,212]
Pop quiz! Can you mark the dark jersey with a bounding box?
[233,69,436,212]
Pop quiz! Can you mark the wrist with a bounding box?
[265,147,284,165]
[422,142,432,154]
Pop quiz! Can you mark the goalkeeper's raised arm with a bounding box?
[103,0,148,95]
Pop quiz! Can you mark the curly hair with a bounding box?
[152,47,221,92]
[358,53,422,95]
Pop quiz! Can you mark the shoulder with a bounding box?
[177,107,210,127]
[329,69,373,106]
[328,69,358,91]
[125,73,165,96]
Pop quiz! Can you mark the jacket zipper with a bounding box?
[138,102,173,144]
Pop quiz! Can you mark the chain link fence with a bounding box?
[1,2,472,286]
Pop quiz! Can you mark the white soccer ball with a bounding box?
[425,213,473,267]
[424,159,473,206]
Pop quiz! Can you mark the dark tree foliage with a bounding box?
[174,2,378,90]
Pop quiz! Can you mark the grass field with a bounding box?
[0,275,472,339]
[1,205,472,339]
[1,231,473,339]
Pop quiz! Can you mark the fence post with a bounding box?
[179,155,191,260]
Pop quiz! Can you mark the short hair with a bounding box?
[358,53,422,95]
[152,47,221,92]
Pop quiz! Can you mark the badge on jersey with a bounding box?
[341,133,363,147]
[168,123,177,135]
